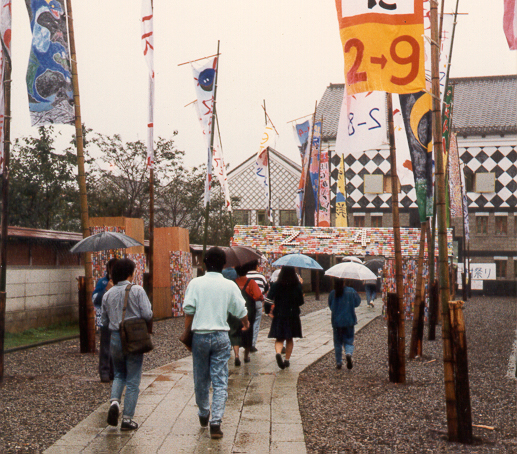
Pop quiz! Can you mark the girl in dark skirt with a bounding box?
[267,266,304,369]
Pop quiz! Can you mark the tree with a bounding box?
[6,126,81,231]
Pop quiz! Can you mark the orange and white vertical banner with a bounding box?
[0,0,11,175]
[141,0,154,168]
[504,0,517,50]
[335,0,426,95]
[255,124,276,222]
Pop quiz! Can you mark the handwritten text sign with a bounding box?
[335,0,425,95]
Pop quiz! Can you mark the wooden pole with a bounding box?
[202,41,220,260]
[449,301,473,443]
[0,51,11,380]
[387,292,399,382]
[66,0,94,353]
[386,93,405,384]
[431,0,458,441]
[409,222,427,358]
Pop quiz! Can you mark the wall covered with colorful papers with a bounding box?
[170,251,193,317]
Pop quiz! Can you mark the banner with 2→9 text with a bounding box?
[335,0,426,95]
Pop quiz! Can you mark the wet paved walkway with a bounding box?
[45,303,381,454]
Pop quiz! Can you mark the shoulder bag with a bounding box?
[120,284,154,354]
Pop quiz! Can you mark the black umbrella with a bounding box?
[70,231,143,253]
[223,246,262,268]
[364,258,385,274]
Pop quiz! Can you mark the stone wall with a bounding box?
[5,266,84,333]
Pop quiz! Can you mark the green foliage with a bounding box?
[8,126,81,231]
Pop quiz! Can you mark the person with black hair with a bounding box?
[182,247,249,439]
[101,258,153,432]
[235,262,263,364]
[266,266,304,369]
[93,257,118,383]
[328,278,361,370]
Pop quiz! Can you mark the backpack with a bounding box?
[240,279,256,321]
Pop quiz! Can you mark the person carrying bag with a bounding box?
[101,258,153,432]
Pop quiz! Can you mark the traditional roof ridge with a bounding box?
[228,147,301,177]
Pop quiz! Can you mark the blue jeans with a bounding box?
[110,331,144,418]
[365,284,377,304]
[252,301,262,346]
[333,326,355,364]
[192,331,231,424]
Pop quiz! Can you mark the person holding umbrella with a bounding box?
[266,266,305,369]
[328,278,361,370]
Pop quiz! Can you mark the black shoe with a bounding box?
[346,354,353,370]
[336,363,342,370]
[250,346,258,353]
[284,360,290,368]
[210,422,224,439]
[244,357,250,363]
[235,357,241,367]
[199,412,210,428]
[276,353,285,370]
[120,418,138,431]
[107,402,119,426]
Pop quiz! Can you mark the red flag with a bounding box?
[504,0,517,50]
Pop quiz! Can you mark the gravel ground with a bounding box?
[298,296,517,453]
[0,293,328,454]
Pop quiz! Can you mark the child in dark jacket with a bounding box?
[328,278,361,370]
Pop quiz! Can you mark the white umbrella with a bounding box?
[339,256,363,264]
[325,261,377,281]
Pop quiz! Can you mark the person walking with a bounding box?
[93,257,118,382]
[246,261,268,353]
[235,263,263,363]
[182,247,249,439]
[101,258,153,431]
[266,266,304,369]
[328,278,361,370]
[364,278,377,308]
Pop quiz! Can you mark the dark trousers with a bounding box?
[99,326,114,380]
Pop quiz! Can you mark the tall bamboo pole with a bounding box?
[66,0,95,353]
[0,53,11,381]
[409,221,427,358]
[147,0,154,305]
[431,0,458,441]
[386,93,405,384]
[202,41,220,260]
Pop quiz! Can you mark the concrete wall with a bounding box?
[5,266,84,333]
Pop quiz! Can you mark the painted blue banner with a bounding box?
[309,121,322,208]
[25,0,74,126]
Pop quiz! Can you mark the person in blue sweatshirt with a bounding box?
[328,278,361,370]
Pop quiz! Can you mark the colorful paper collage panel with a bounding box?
[170,251,193,317]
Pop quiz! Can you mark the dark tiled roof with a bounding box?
[315,75,517,139]
[315,83,345,140]
[450,75,517,136]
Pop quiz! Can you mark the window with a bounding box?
[279,210,297,226]
[364,175,384,194]
[384,175,401,193]
[496,260,507,279]
[354,216,365,227]
[514,260,517,279]
[233,210,250,225]
[495,216,507,235]
[476,216,488,234]
[257,210,267,226]
[475,173,495,193]
[464,170,474,192]
[371,215,382,228]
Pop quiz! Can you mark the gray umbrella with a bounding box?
[70,231,143,253]
[364,258,385,274]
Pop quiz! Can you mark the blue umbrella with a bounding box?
[272,253,323,270]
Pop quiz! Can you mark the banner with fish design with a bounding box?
[25,0,74,126]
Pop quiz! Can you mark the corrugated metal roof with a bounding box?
[315,75,517,138]
[7,226,83,241]
[450,75,517,136]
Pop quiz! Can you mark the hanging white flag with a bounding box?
[141,0,154,168]
[0,0,11,175]
[335,89,388,158]
[255,124,276,222]
[192,57,218,206]
[392,94,414,186]
[212,134,232,212]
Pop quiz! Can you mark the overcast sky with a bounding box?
[9,0,517,171]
